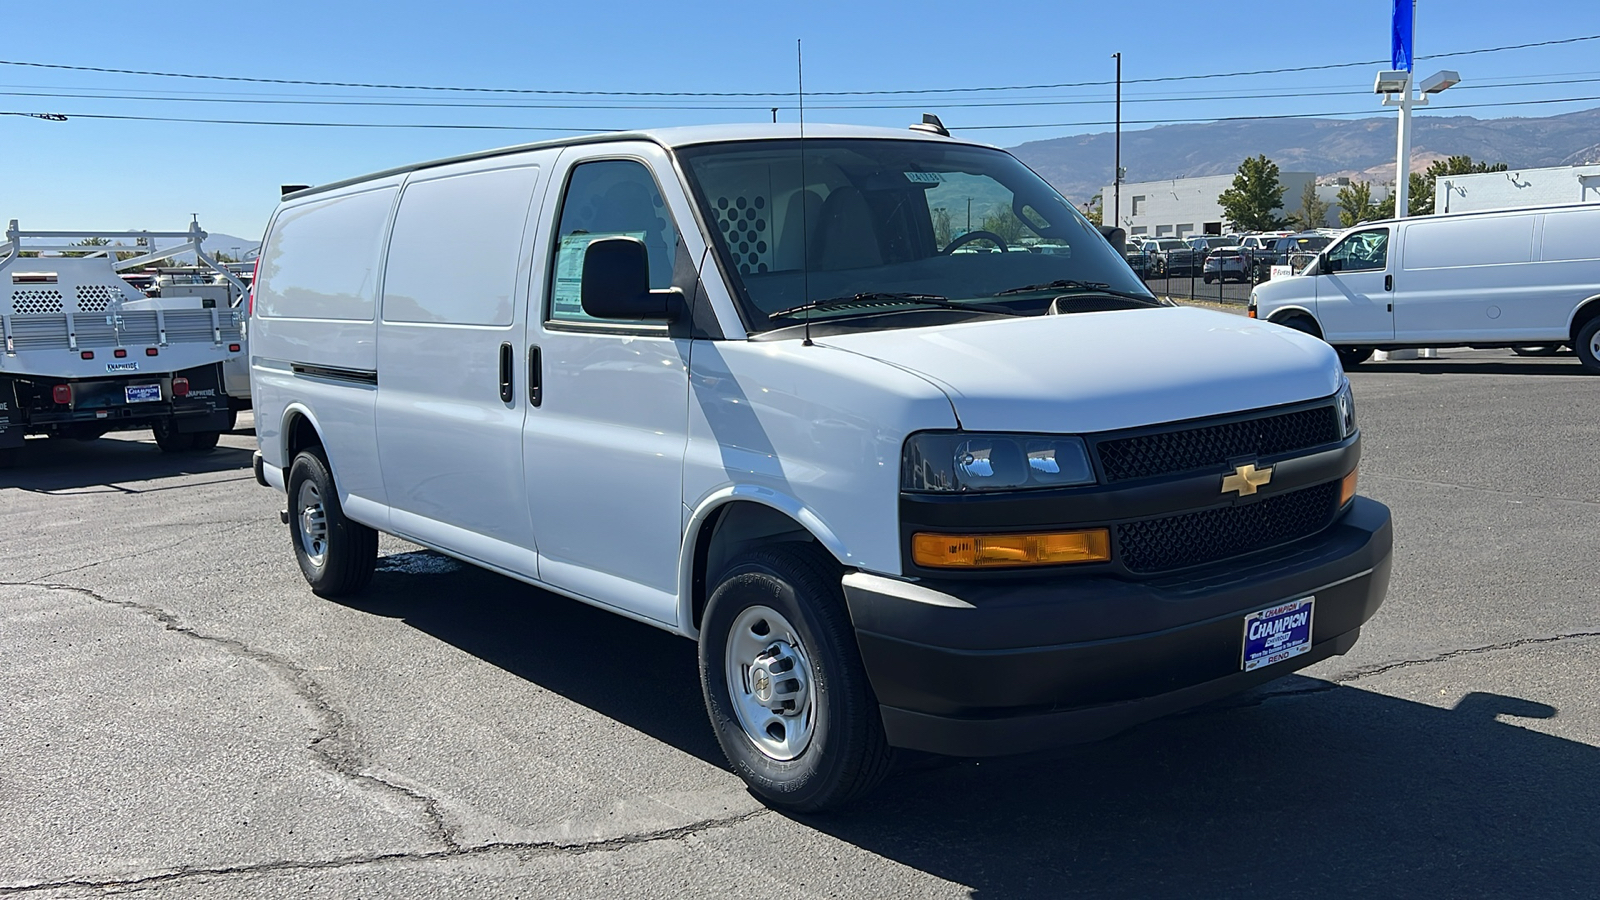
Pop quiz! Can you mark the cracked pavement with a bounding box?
[2,348,1598,897]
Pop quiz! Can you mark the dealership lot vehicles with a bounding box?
[251,124,1391,811]
[1249,203,1600,371]
[0,221,246,464]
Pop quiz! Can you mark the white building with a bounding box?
[1433,164,1600,214]
[1102,172,1328,238]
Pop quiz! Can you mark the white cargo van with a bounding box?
[1249,203,1600,371]
[250,124,1391,811]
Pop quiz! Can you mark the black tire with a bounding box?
[1511,345,1561,357]
[151,418,195,452]
[1276,315,1319,338]
[1577,318,1600,374]
[189,431,221,452]
[1337,346,1375,369]
[0,447,17,469]
[1203,275,1214,284]
[699,543,891,812]
[286,449,377,597]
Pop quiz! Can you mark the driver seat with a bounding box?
[812,187,883,270]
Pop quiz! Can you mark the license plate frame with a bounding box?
[124,384,162,404]
[1241,596,1314,672]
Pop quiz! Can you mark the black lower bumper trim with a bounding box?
[881,629,1359,757]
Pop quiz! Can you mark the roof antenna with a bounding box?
[798,38,813,347]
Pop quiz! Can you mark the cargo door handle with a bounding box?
[498,342,514,403]
[527,345,542,407]
[1384,274,1393,291]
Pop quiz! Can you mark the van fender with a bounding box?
[272,401,327,491]
[1565,294,1600,340]
[1266,305,1323,336]
[676,484,851,637]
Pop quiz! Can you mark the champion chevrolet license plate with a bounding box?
[125,384,162,403]
[1241,597,1314,672]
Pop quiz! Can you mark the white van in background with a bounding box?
[250,124,1391,812]
[1249,203,1600,371]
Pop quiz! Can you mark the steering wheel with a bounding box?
[940,230,1010,255]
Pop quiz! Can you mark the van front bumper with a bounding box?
[842,496,1392,757]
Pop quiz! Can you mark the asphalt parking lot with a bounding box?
[2,348,1597,898]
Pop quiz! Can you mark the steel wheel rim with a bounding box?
[724,605,816,761]
[296,480,329,568]
[1590,332,1600,360]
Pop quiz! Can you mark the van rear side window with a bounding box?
[257,187,396,320]
[1540,208,1600,262]
[382,166,540,326]
[1403,215,1533,270]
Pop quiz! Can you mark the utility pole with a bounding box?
[1113,52,1122,230]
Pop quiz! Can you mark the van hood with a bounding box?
[815,307,1342,433]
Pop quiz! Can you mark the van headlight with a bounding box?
[1335,379,1357,438]
[902,432,1096,492]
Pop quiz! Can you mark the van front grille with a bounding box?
[1096,405,1340,483]
[1116,481,1341,574]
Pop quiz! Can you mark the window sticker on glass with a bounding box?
[551,231,644,321]
[903,172,945,184]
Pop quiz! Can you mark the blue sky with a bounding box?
[2,0,1596,241]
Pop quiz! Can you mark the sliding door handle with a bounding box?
[528,345,542,407]
[498,342,514,403]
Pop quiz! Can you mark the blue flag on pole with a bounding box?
[1392,0,1414,71]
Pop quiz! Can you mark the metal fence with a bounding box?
[1126,251,1257,305]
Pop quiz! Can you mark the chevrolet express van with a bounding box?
[250,124,1392,811]
[1249,203,1600,371]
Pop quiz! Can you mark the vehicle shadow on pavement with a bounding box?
[343,553,1600,897]
[2,436,254,493]
[798,681,1597,898]
[1357,359,1586,376]
[342,552,727,767]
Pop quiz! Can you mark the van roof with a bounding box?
[283,123,972,202]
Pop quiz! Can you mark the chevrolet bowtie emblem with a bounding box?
[1222,463,1273,497]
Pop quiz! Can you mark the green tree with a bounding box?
[1335,180,1378,227]
[1376,155,1509,218]
[1290,181,1331,231]
[61,236,112,258]
[1082,192,1103,226]
[1374,173,1430,218]
[980,203,1028,245]
[931,206,954,248]
[1218,155,1288,232]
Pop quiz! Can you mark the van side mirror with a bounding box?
[580,237,678,321]
[1318,252,1334,274]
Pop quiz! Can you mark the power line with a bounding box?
[6,75,1599,114]
[952,94,1600,130]
[1,33,1596,98]
[6,93,1597,133]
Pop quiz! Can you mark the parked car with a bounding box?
[1203,247,1250,283]
[1238,232,1294,279]
[250,123,1392,812]
[1250,202,1600,371]
[1140,238,1191,275]
[1267,233,1334,268]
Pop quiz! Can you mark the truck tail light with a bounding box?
[52,384,72,404]
[80,350,94,359]
[172,376,190,397]
[248,256,260,316]
[114,348,128,358]
[146,347,159,357]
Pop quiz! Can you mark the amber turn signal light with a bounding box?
[1340,467,1359,506]
[913,529,1111,568]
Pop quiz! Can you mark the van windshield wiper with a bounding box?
[992,279,1163,305]
[768,292,1019,320]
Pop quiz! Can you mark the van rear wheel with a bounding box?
[1337,347,1374,369]
[287,449,377,597]
[699,543,891,812]
[151,418,195,452]
[1577,318,1600,373]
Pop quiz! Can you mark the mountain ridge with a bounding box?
[1007,107,1600,205]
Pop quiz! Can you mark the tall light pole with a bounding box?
[1375,68,1459,218]
[1112,52,1122,230]
[1376,0,1458,218]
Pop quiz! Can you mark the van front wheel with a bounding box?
[1337,347,1374,369]
[287,449,377,597]
[699,543,891,812]
[1577,318,1600,374]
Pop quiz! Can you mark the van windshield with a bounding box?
[675,139,1152,334]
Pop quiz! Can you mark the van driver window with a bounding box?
[549,160,679,324]
[1326,229,1388,273]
